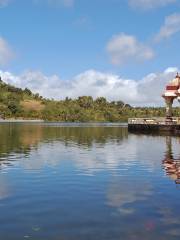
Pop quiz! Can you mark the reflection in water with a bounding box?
[107,177,153,214]
[0,124,128,171]
[0,123,128,151]
[163,136,180,185]
[0,124,180,240]
[0,175,10,200]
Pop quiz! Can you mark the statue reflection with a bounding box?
[162,136,180,185]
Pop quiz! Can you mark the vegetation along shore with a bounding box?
[1,78,180,122]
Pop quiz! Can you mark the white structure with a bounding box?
[162,73,180,118]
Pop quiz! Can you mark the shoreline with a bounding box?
[0,119,44,123]
[0,120,127,126]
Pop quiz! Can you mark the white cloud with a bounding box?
[0,67,179,106]
[106,33,154,65]
[0,37,13,65]
[0,0,10,8]
[155,13,180,42]
[129,0,176,10]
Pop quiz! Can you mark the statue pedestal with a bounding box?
[162,96,176,118]
[165,117,173,124]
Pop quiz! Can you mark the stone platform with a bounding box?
[128,117,180,134]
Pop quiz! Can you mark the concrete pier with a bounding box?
[128,117,180,134]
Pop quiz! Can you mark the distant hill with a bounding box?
[0,78,176,121]
[0,78,44,119]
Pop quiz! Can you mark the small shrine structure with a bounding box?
[128,73,180,133]
[162,73,180,119]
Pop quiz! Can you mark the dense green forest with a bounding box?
[0,78,180,122]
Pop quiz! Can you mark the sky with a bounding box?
[0,0,180,106]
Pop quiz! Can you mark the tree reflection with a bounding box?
[0,123,128,169]
[162,136,180,185]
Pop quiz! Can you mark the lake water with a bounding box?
[0,123,180,240]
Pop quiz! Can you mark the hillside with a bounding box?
[0,78,179,122]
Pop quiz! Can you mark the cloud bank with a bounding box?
[106,33,154,65]
[0,67,179,106]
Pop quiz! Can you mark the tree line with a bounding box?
[0,79,179,122]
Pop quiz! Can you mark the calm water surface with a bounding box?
[0,123,180,240]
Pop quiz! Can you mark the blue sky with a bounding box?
[0,0,180,105]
